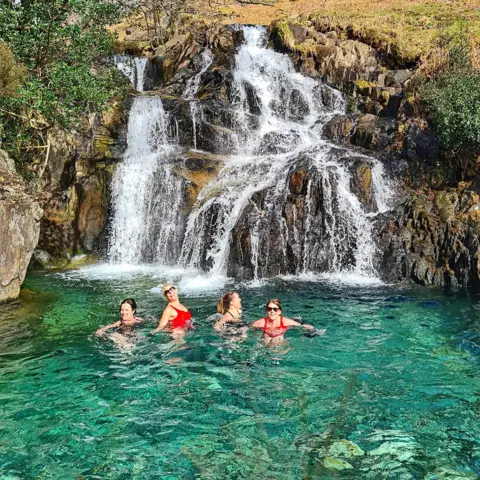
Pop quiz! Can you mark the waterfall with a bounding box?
[108,97,184,264]
[179,26,393,278]
[108,26,393,281]
[183,49,214,150]
[113,55,148,92]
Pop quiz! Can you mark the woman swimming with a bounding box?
[214,291,248,336]
[252,298,314,344]
[152,284,193,338]
[96,298,142,336]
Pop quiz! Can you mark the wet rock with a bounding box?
[323,114,353,143]
[376,188,480,288]
[349,159,375,209]
[288,88,310,121]
[288,170,309,195]
[143,56,164,90]
[76,175,106,251]
[172,150,224,207]
[228,162,359,278]
[0,150,42,302]
[243,80,262,116]
[385,93,403,118]
[351,114,395,150]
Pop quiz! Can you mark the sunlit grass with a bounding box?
[218,0,480,65]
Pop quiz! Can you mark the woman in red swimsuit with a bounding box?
[252,298,314,344]
[152,284,193,338]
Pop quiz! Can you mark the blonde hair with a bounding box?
[162,284,176,299]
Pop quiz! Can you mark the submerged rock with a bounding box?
[0,150,42,302]
[327,439,365,458]
[322,456,354,470]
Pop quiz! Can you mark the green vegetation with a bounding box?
[420,33,480,170]
[0,0,130,165]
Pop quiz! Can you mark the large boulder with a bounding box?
[0,150,42,302]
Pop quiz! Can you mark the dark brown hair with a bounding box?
[217,291,238,314]
[265,298,282,311]
[120,298,137,315]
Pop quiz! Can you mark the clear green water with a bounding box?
[1,267,480,479]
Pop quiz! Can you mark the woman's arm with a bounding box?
[283,317,314,330]
[251,318,266,329]
[152,306,175,333]
[96,321,121,336]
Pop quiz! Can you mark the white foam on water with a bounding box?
[279,271,386,286]
[58,263,198,281]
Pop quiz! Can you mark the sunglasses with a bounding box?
[163,286,176,295]
[266,306,280,312]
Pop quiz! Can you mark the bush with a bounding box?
[0,0,131,163]
[420,32,480,158]
[0,42,27,97]
[421,71,480,153]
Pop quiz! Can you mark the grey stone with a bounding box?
[0,150,42,302]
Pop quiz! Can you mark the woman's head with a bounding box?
[120,298,137,320]
[217,291,241,314]
[162,284,178,301]
[265,298,282,319]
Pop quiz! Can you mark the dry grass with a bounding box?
[214,0,480,64]
[110,0,480,66]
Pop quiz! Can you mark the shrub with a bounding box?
[420,32,480,160]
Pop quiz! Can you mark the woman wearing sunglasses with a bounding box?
[252,298,314,344]
[214,291,248,336]
[152,284,193,337]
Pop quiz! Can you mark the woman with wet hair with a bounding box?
[252,298,316,344]
[214,291,247,335]
[152,284,193,338]
[96,298,142,336]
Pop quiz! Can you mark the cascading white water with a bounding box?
[183,49,213,150]
[180,26,393,278]
[108,97,184,264]
[108,26,393,281]
[113,55,148,92]
[108,50,214,265]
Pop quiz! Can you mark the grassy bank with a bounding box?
[219,0,479,66]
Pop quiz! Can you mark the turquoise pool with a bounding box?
[0,267,479,479]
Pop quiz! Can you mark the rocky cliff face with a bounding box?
[377,188,480,288]
[268,20,480,288]
[32,102,124,268]
[0,150,42,302]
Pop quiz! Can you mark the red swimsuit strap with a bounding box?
[263,316,287,333]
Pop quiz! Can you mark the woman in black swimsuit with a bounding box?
[214,291,248,336]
